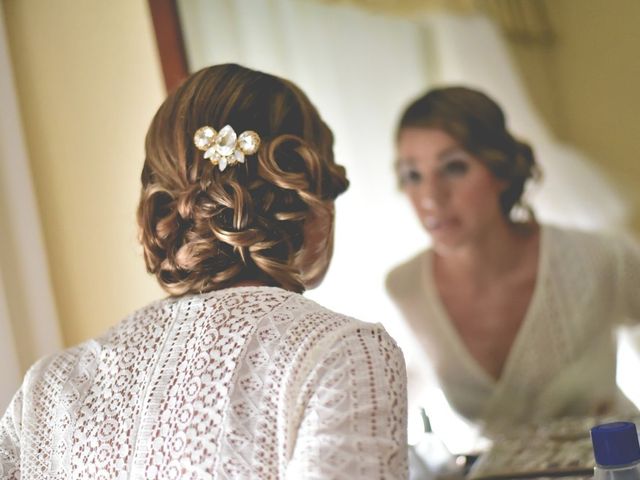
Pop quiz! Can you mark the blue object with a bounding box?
[591,422,640,467]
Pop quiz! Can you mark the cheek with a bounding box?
[450,175,503,217]
[402,187,423,214]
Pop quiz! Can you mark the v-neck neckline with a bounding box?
[420,224,549,389]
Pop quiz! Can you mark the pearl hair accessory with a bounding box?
[193,125,261,172]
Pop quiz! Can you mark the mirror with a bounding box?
[150,0,640,453]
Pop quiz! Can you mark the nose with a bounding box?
[420,197,436,210]
[416,175,447,211]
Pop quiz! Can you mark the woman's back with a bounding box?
[1,63,409,478]
[0,286,406,479]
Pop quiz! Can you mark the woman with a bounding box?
[0,64,407,479]
[386,86,640,438]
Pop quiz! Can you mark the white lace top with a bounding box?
[387,225,640,436]
[0,286,408,479]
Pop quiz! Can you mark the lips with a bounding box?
[422,216,455,231]
[423,217,442,229]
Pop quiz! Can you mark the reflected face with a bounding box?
[396,128,506,251]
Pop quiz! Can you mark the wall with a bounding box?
[507,0,640,232]
[4,0,165,346]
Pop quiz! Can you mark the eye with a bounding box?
[440,159,469,176]
[398,166,422,186]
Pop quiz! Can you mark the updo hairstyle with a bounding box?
[138,64,349,295]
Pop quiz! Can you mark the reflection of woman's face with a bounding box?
[397,128,506,251]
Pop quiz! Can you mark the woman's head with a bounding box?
[138,64,348,295]
[395,86,540,249]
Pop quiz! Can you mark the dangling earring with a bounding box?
[509,201,534,223]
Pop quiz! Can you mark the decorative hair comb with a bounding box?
[193,125,261,171]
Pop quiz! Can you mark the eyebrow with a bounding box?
[437,146,467,161]
[396,145,467,167]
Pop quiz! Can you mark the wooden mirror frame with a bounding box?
[147,0,189,92]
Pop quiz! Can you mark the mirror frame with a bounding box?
[147,0,189,92]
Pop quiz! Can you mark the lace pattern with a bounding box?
[0,286,408,479]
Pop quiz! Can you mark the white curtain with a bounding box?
[177,0,628,451]
[0,4,63,410]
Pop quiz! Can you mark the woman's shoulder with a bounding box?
[18,338,101,404]
[544,223,607,241]
[543,223,632,257]
[284,293,397,342]
[22,289,401,388]
[20,296,183,390]
[541,224,640,291]
[385,249,429,301]
[281,295,405,379]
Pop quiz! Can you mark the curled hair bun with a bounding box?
[512,138,541,184]
[259,134,348,207]
[138,64,349,296]
[515,139,534,170]
[495,137,540,219]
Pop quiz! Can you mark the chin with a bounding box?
[430,231,472,254]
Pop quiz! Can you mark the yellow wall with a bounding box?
[4,0,165,346]
[507,0,640,232]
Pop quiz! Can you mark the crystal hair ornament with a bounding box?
[193,125,261,171]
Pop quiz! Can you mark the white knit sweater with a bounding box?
[0,286,408,479]
[387,225,640,437]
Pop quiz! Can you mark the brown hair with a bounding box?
[397,86,541,218]
[138,64,349,295]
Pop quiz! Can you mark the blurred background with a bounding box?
[1,0,638,452]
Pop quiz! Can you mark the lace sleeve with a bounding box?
[286,324,408,479]
[0,387,22,479]
[617,233,640,324]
